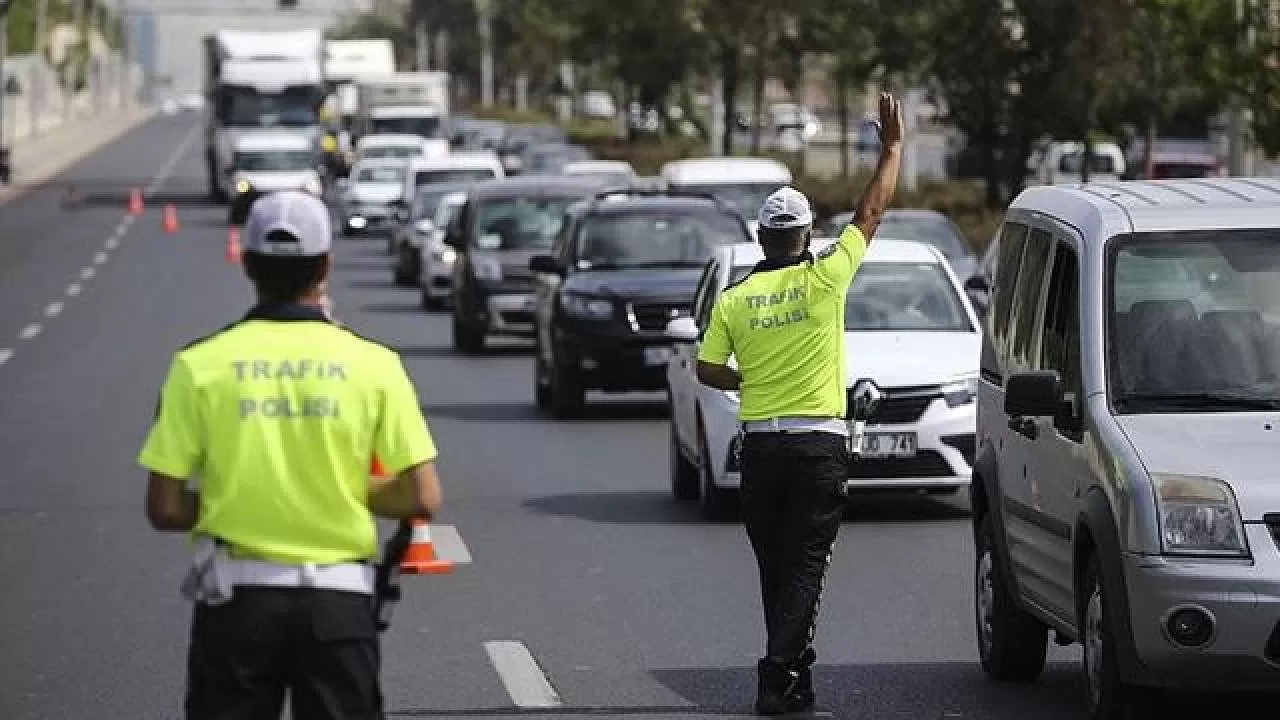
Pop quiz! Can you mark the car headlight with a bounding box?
[560,293,614,320]
[941,376,978,407]
[301,176,322,195]
[1153,474,1248,557]
[440,247,457,264]
[235,178,252,195]
[472,257,503,283]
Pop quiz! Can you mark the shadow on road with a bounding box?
[346,278,402,290]
[362,301,424,314]
[399,344,530,359]
[332,258,391,272]
[843,491,971,523]
[422,399,668,424]
[71,188,214,208]
[523,491,708,525]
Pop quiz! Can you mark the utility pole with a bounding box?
[0,0,11,184]
[476,0,493,107]
[415,18,428,71]
[1228,0,1255,176]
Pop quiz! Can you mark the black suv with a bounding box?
[444,176,614,353]
[530,191,752,417]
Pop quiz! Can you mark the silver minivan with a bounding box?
[973,178,1280,718]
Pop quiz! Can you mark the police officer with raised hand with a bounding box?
[695,93,904,715]
[139,189,443,720]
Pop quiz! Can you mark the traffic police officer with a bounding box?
[139,190,443,720]
[696,93,904,715]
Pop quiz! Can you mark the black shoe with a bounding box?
[755,658,814,716]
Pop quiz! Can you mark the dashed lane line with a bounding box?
[18,324,41,340]
[44,302,63,318]
[484,641,563,709]
[146,122,202,196]
[80,267,95,280]
[66,283,81,297]
[106,236,120,250]
[0,349,12,366]
[93,251,109,265]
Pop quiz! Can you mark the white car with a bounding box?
[354,133,447,164]
[561,160,636,187]
[666,238,982,518]
[660,157,791,236]
[339,159,408,236]
[418,190,469,309]
[401,152,505,201]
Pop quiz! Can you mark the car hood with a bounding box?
[348,183,402,204]
[843,331,980,388]
[239,171,316,190]
[562,267,705,303]
[1116,413,1280,521]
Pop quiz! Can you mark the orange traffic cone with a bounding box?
[225,227,241,263]
[400,518,453,575]
[162,204,179,233]
[128,188,144,216]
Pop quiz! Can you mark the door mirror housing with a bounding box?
[665,316,699,344]
[529,255,564,275]
[1004,371,1064,418]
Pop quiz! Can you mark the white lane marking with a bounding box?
[484,641,563,709]
[66,283,81,297]
[122,214,135,227]
[115,220,128,236]
[147,122,202,194]
[430,525,473,565]
[19,323,41,340]
[106,236,120,250]
[94,252,108,265]
[44,302,63,318]
[0,348,12,366]
[81,267,95,280]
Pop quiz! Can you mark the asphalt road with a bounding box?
[0,114,1261,720]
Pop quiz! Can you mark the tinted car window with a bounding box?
[356,166,405,183]
[877,214,970,258]
[473,197,579,249]
[1040,242,1082,438]
[845,263,972,332]
[234,150,316,171]
[362,146,421,159]
[1008,228,1053,373]
[575,212,745,269]
[415,168,497,185]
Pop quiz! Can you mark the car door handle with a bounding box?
[1008,417,1039,440]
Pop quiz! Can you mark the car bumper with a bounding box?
[1123,523,1280,691]
[343,207,393,234]
[420,251,455,299]
[482,293,537,336]
[557,332,678,392]
[844,399,974,490]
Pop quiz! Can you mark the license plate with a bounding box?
[644,346,674,366]
[860,432,917,458]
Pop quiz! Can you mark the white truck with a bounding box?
[203,29,327,202]
[324,39,395,136]
[354,72,450,145]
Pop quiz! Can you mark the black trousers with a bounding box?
[185,587,382,720]
[740,431,849,664]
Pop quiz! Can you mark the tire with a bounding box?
[549,359,586,419]
[697,425,735,520]
[669,417,698,501]
[975,515,1048,682]
[1082,554,1162,720]
[452,312,484,354]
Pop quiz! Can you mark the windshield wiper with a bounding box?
[1117,391,1280,410]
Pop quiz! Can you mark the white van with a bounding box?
[659,157,792,233]
[401,152,505,200]
[1033,141,1126,185]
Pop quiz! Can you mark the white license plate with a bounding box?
[644,346,674,366]
[860,432,917,458]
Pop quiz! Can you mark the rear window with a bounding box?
[415,168,496,185]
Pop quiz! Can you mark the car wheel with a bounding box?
[452,312,484,354]
[697,423,734,520]
[549,359,585,419]
[1082,554,1161,720]
[669,414,698,501]
[975,514,1048,682]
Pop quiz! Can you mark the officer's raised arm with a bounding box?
[853,93,905,242]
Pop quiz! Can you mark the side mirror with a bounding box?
[414,218,436,235]
[964,274,989,294]
[529,255,564,275]
[1004,371,1063,418]
[665,315,699,344]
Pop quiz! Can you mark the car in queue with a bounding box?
[529,190,753,418]
[522,143,592,175]
[498,124,568,175]
[659,157,791,235]
[227,131,325,225]
[353,133,447,164]
[445,176,613,353]
[338,158,408,237]
[973,178,1280,719]
[419,190,470,310]
[394,153,506,253]
[562,160,638,188]
[665,238,982,518]
[391,182,470,287]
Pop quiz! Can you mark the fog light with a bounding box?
[1166,606,1214,647]
[580,357,599,371]
[348,216,367,229]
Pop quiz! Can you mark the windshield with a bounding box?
[473,197,577,249]
[361,146,420,160]
[415,168,495,186]
[845,263,972,332]
[1110,230,1280,412]
[219,87,318,127]
[671,182,785,219]
[575,212,745,269]
[1060,152,1117,175]
[1151,162,1216,179]
[370,116,443,138]
[234,150,316,172]
[355,165,404,183]
[877,214,970,258]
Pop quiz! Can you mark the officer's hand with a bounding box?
[875,92,905,149]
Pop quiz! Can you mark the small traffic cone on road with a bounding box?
[128,188,144,215]
[225,227,242,264]
[162,204,180,233]
[400,518,454,575]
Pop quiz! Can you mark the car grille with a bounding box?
[847,386,940,425]
[849,450,953,478]
[629,302,689,332]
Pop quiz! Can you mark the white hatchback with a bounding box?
[666,238,982,518]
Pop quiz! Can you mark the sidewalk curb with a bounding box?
[0,107,161,206]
